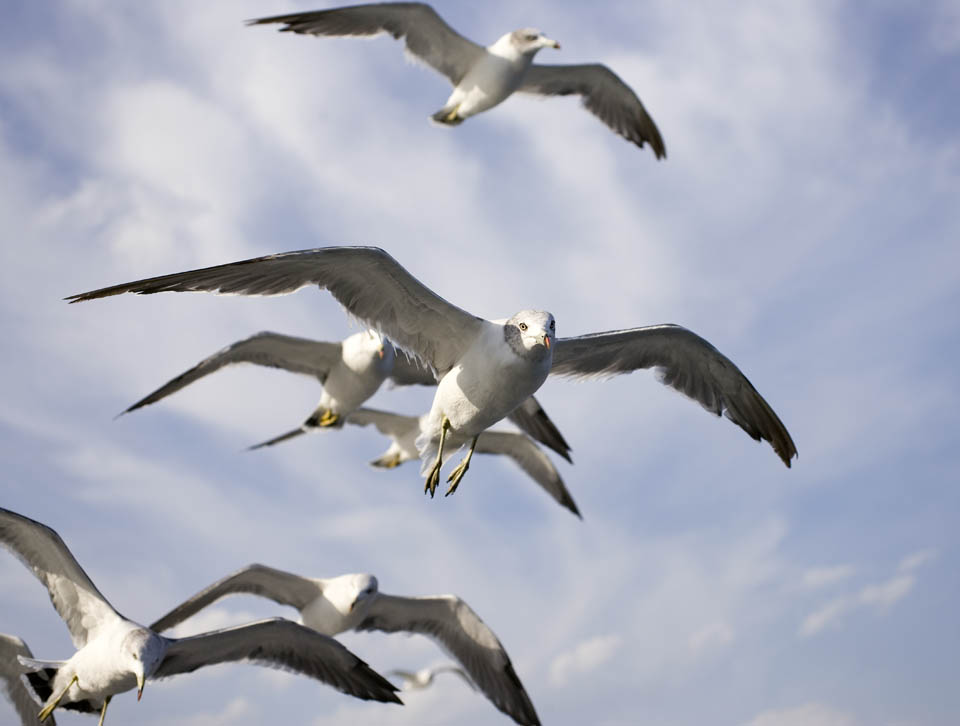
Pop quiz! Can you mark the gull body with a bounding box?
[151,566,540,726]
[387,664,474,691]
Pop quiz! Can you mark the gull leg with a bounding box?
[424,417,451,498]
[305,408,340,428]
[445,435,478,496]
[370,453,403,469]
[97,695,112,726]
[38,674,78,722]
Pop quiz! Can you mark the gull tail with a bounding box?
[19,659,97,714]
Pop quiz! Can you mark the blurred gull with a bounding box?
[386,664,475,692]
[150,567,540,726]
[0,634,51,726]
[67,246,798,496]
[0,507,401,725]
[249,2,666,156]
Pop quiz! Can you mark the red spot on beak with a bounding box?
[378,347,385,359]
[544,335,551,349]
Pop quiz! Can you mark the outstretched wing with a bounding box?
[0,508,118,649]
[551,325,797,466]
[475,431,580,518]
[0,634,50,725]
[155,618,402,704]
[249,3,485,85]
[150,564,320,633]
[388,352,438,386]
[346,407,419,439]
[67,246,485,375]
[520,63,665,157]
[123,332,342,414]
[358,593,540,726]
[506,396,572,462]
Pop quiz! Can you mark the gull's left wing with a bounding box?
[550,324,797,466]
[0,634,50,726]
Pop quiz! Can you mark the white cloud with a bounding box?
[549,634,622,686]
[688,621,734,654]
[898,549,938,573]
[858,574,915,609]
[742,702,858,726]
[801,564,856,589]
[799,597,853,637]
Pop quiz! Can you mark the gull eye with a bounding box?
[525,33,538,41]
[518,322,528,331]
[550,321,555,330]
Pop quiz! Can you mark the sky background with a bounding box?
[1,1,958,725]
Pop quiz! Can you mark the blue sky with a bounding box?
[1,1,958,724]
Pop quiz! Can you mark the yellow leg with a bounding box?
[445,436,478,496]
[424,417,451,498]
[317,410,340,427]
[39,673,78,722]
[97,695,112,726]
[371,453,402,469]
[445,108,460,123]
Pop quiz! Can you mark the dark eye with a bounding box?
[550,321,555,329]
[519,322,528,331]
[525,33,538,41]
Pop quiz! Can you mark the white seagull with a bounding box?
[251,406,582,517]
[121,329,572,461]
[0,507,401,725]
[149,566,540,726]
[66,246,798,496]
[386,664,475,692]
[248,2,666,157]
[0,634,51,726]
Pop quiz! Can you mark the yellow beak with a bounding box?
[137,673,145,701]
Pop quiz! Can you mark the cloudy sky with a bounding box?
[1,1,958,724]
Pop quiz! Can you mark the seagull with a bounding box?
[66,246,798,496]
[149,566,540,726]
[251,406,581,517]
[248,2,666,157]
[121,329,572,461]
[386,664,475,692]
[0,507,401,725]
[0,634,51,726]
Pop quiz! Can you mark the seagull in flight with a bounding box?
[251,406,582,517]
[0,634,51,726]
[67,246,798,496]
[386,664,475,692]
[0,507,401,725]
[150,566,540,726]
[249,2,666,157]
[122,329,572,461]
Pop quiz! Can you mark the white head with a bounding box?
[504,310,555,360]
[120,629,166,702]
[342,329,396,373]
[323,573,379,617]
[509,28,561,55]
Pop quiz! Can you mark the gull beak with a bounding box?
[542,334,551,349]
[137,673,145,701]
[545,37,560,49]
[378,345,385,359]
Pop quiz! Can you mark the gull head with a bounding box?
[325,573,380,617]
[504,310,555,361]
[343,329,396,372]
[120,628,166,701]
[510,28,561,55]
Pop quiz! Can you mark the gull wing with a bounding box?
[248,3,485,85]
[0,508,118,649]
[520,63,665,158]
[154,618,401,704]
[358,593,540,726]
[346,407,419,439]
[150,564,319,633]
[123,332,342,414]
[67,246,484,376]
[247,427,310,450]
[388,352,438,386]
[506,396,572,462]
[475,432,580,518]
[551,325,797,466]
[0,634,50,725]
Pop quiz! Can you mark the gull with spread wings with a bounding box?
[67,246,797,496]
[0,507,401,725]
[249,2,665,157]
[150,566,540,726]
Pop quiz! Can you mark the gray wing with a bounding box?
[475,432,580,518]
[388,353,438,386]
[123,332,342,414]
[150,564,320,633]
[433,664,475,690]
[67,246,484,375]
[248,3,485,85]
[506,396,572,462]
[248,427,310,450]
[358,594,540,726]
[0,509,118,649]
[346,407,419,438]
[154,618,401,704]
[551,325,797,466]
[520,63,665,158]
[0,634,49,726]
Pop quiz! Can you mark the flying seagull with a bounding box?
[150,566,540,726]
[251,406,582,517]
[248,2,666,157]
[66,246,798,496]
[0,507,401,725]
[386,664,475,692]
[0,634,51,726]
[122,329,572,461]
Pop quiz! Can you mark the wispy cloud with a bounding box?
[801,564,856,589]
[742,702,858,726]
[549,634,622,686]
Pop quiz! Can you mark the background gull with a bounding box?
[0,507,401,724]
[251,406,582,517]
[120,329,572,461]
[249,2,665,156]
[0,634,50,726]
[386,664,475,691]
[150,566,540,726]
[67,246,797,496]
